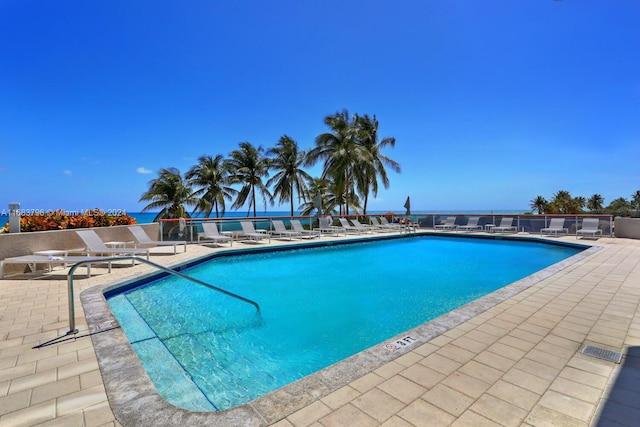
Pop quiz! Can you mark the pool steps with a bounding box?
[67,256,260,334]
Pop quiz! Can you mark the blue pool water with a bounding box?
[107,236,582,411]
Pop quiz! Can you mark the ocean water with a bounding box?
[129,209,527,224]
[129,211,297,224]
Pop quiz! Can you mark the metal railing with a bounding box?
[159,216,318,242]
[159,214,615,241]
[406,214,614,237]
[66,256,260,335]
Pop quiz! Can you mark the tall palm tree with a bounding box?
[185,154,237,218]
[266,135,312,216]
[529,196,547,214]
[139,167,196,221]
[306,110,369,216]
[550,190,573,214]
[354,114,400,215]
[587,194,604,213]
[226,142,273,217]
[574,196,586,212]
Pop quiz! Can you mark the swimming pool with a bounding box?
[104,235,584,412]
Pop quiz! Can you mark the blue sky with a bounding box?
[1,0,638,214]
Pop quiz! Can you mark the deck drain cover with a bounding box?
[581,345,622,363]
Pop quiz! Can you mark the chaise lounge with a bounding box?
[456,216,482,232]
[350,219,376,233]
[314,217,339,236]
[270,220,301,240]
[129,225,187,254]
[240,221,270,243]
[576,218,602,239]
[434,216,457,231]
[492,217,517,234]
[198,222,233,247]
[369,217,393,232]
[290,219,320,239]
[540,218,569,237]
[0,255,112,278]
[336,218,366,234]
[76,230,150,263]
[378,216,402,231]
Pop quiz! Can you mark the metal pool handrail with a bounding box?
[66,256,260,335]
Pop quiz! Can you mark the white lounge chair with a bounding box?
[378,216,402,231]
[337,218,365,234]
[1,255,112,278]
[576,218,602,239]
[314,217,338,235]
[493,217,517,234]
[434,216,457,230]
[270,220,301,240]
[350,219,375,233]
[369,216,392,232]
[456,216,482,232]
[290,219,320,239]
[129,225,187,254]
[240,221,270,243]
[198,222,233,247]
[76,230,150,263]
[540,218,568,236]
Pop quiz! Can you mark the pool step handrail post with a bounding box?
[66,256,260,335]
[66,273,79,335]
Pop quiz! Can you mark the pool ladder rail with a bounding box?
[66,256,261,335]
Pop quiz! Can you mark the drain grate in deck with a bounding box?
[581,345,622,363]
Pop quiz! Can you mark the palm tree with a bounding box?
[353,114,400,215]
[307,110,369,216]
[574,196,586,212]
[185,154,237,218]
[587,194,605,214]
[266,135,312,216]
[607,197,631,217]
[297,177,334,216]
[297,176,363,220]
[226,142,273,217]
[631,190,640,215]
[550,190,573,214]
[529,196,547,214]
[139,167,196,221]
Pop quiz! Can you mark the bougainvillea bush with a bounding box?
[1,209,137,232]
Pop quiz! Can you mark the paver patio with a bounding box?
[1,231,639,426]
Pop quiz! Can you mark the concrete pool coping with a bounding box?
[79,232,599,426]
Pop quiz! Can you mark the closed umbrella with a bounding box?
[178,217,186,238]
[313,193,323,228]
[404,196,411,216]
[314,193,323,217]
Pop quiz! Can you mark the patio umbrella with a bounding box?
[404,196,411,216]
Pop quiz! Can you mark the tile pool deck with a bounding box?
[1,230,639,426]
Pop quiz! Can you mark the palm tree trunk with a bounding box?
[252,186,257,217]
[363,192,369,216]
[345,169,350,216]
[290,184,294,216]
